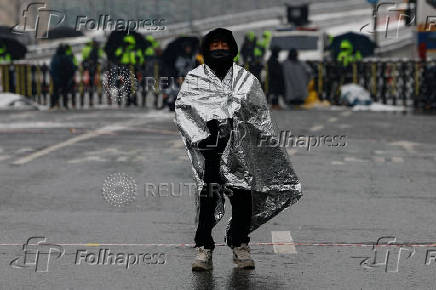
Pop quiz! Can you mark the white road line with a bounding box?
[11,119,147,165]
[373,156,385,163]
[337,124,352,129]
[344,156,367,163]
[0,155,9,161]
[309,125,324,132]
[331,161,345,165]
[327,117,338,123]
[391,156,404,163]
[389,141,419,153]
[271,231,297,254]
[340,111,352,117]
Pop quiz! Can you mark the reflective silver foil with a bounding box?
[174,63,302,237]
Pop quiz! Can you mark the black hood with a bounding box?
[201,28,238,64]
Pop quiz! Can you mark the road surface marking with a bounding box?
[391,156,404,163]
[0,155,9,161]
[345,156,368,163]
[337,124,351,129]
[271,231,297,254]
[15,147,33,154]
[389,141,419,153]
[340,111,352,117]
[374,156,385,163]
[328,117,338,123]
[331,161,345,165]
[309,125,324,132]
[11,119,147,165]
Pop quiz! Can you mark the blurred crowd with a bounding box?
[44,29,368,110]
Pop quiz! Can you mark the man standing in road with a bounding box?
[175,28,302,272]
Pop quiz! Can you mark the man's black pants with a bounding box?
[194,184,252,250]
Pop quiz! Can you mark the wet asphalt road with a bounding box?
[0,107,435,289]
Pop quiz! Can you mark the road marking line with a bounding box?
[345,156,367,163]
[11,119,147,165]
[271,231,297,254]
[337,124,351,129]
[0,155,9,161]
[328,117,338,123]
[389,141,419,153]
[340,111,352,117]
[391,156,404,163]
[374,156,385,163]
[309,124,324,132]
[331,161,345,165]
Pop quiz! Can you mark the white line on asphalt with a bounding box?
[389,141,419,153]
[11,119,147,165]
[271,231,297,254]
[374,156,385,163]
[344,156,368,163]
[309,125,324,132]
[0,155,9,161]
[391,156,404,163]
[328,117,338,123]
[340,111,352,117]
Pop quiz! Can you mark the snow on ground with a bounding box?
[0,93,39,110]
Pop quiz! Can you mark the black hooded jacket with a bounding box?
[201,28,238,81]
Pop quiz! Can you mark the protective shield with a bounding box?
[174,63,302,239]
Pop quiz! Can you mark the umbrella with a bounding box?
[328,32,376,59]
[104,31,147,62]
[0,25,34,46]
[0,37,27,60]
[44,26,84,39]
[160,36,200,76]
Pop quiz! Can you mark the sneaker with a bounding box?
[192,246,213,271]
[232,243,255,269]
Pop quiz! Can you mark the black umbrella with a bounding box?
[0,37,27,60]
[161,36,200,76]
[104,31,147,62]
[0,25,34,46]
[44,26,84,39]
[328,32,376,59]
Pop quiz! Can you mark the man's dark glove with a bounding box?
[196,118,233,155]
[196,118,233,184]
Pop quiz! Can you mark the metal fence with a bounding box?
[305,60,436,109]
[0,61,161,108]
[1,60,436,109]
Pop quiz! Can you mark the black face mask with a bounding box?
[205,49,233,80]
